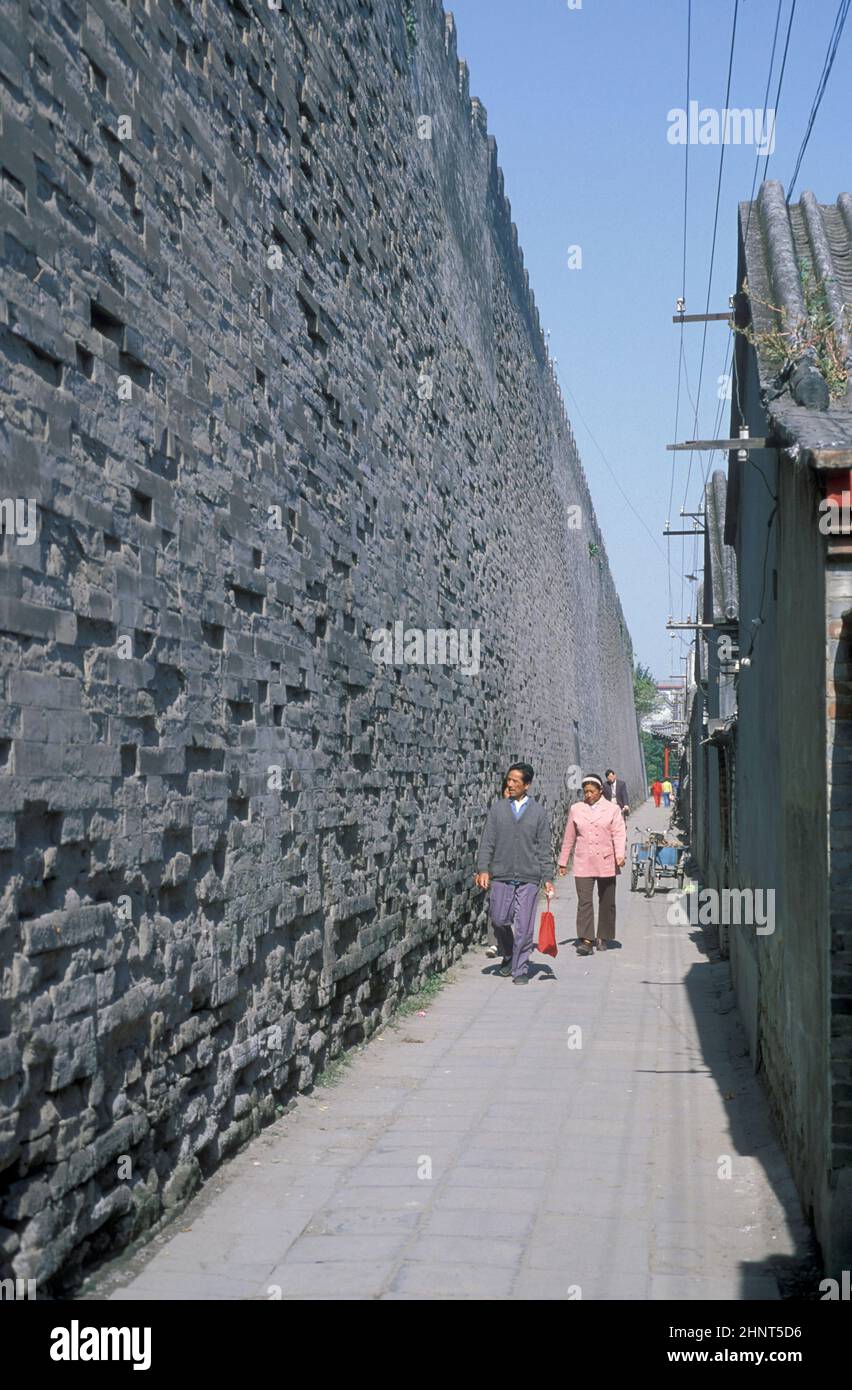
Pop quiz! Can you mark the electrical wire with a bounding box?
[786,0,850,201]
[667,0,692,625]
[675,0,740,650]
[679,0,740,532]
[739,504,778,666]
[688,0,789,551]
[756,0,797,194]
[730,0,783,428]
[558,370,687,588]
[693,0,791,501]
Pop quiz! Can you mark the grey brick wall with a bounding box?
[0,0,642,1289]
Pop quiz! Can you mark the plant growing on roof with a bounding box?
[734,267,850,400]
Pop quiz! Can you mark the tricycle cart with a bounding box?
[629,828,685,897]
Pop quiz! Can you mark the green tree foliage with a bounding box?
[633,660,658,717]
[641,731,666,783]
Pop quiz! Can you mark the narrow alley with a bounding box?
[4,0,850,1352]
[85,803,812,1303]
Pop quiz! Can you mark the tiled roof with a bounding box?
[738,181,852,455]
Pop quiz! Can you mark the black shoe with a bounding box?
[498,961,512,976]
[513,974,529,985]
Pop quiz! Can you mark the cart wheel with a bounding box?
[630,867,639,892]
[644,857,656,897]
[676,869,684,891]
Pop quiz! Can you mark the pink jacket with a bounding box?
[558,797,626,877]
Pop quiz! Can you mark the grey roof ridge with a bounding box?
[756,180,806,323]
[800,190,849,356]
[739,182,852,445]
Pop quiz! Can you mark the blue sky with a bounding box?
[446,0,850,680]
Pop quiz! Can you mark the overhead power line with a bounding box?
[667,0,692,623]
[557,370,686,587]
[684,0,795,535]
[786,0,851,201]
[731,0,783,425]
[758,0,797,192]
[679,0,740,592]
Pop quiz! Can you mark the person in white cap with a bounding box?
[557,773,626,955]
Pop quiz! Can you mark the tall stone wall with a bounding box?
[0,0,642,1288]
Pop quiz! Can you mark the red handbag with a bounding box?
[537,897,558,957]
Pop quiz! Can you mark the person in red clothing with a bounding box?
[558,773,626,955]
[651,779,662,808]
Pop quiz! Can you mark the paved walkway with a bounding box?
[87,801,813,1301]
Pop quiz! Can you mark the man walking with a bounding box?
[476,763,555,985]
[603,768,630,819]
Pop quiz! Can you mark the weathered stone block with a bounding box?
[161,1159,201,1210]
[51,974,96,1020]
[96,986,150,1037]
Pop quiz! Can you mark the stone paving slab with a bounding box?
[84,803,814,1302]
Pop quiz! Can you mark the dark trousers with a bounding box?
[489,880,539,978]
[575,875,617,941]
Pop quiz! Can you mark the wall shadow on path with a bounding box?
[662,922,822,1299]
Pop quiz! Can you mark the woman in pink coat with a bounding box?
[558,773,627,955]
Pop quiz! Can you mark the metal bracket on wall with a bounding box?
[666,621,738,632]
[666,438,774,452]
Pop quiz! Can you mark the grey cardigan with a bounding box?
[476,798,553,884]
